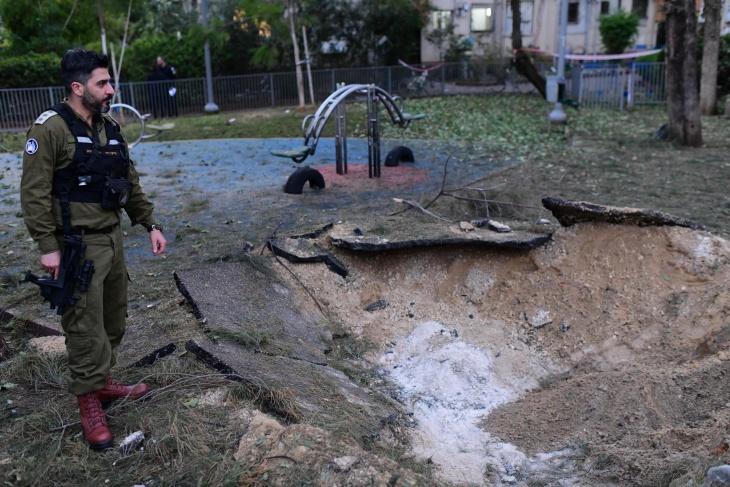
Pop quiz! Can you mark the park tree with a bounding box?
[237,0,425,70]
[510,0,546,98]
[664,0,702,146]
[0,0,150,56]
[699,0,722,115]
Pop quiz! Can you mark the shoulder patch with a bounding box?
[25,138,39,155]
[35,110,58,125]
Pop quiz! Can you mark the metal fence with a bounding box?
[569,62,666,109]
[0,61,666,132]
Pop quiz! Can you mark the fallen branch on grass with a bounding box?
[392,198,451,222]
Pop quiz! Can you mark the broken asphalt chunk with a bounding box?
[542,197,705,230]
[267,237,348,278]
[174,261,332,365]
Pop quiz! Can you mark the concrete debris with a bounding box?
[543,196,705,230]
[527,309,553,329]
[459,221,475,232]
[268,237,348,277]
[27,336,66,359]
[331,455,359,472]
[487,220,512,233]
[706,465,730,486]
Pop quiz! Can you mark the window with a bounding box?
[504,1,534,35]
[471,5,495,32]
[600,1,610,15]
[430,10,452,30]
[568,1,580,24]
[632,0,648,19]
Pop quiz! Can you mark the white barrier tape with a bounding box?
[515,48,664,62]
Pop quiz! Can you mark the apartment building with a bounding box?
[421,0,730,63]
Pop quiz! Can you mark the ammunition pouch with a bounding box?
[101,178,133,210]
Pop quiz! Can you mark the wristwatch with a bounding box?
[148,224,163,232]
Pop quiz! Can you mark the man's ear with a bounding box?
[70,81,85,98]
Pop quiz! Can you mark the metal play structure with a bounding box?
[270,84,424,179]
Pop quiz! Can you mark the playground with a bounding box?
[1,94,730,486]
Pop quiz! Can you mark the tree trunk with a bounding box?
[510,0,546,98]
[700,0,722,115]
[664,0,702,146]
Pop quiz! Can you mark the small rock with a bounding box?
[459,221,475,232]
[487,220,511,233]
[528,309,553,329]
[332,455,359,472]
[706,465,730,485]
[364,300,388,312]
[27,336,66,359]
[538,218,552,225]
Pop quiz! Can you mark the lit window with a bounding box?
[471,5,495,32]
[431,10,452,30]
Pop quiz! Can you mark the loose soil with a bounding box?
[1,105,729,486]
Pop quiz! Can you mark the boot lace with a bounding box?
[81,394,107,428]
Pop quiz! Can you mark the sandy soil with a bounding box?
[281,221,730,485]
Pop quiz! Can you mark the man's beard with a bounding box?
[82,90,112,114]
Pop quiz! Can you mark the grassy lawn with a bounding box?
[1,94,671,157]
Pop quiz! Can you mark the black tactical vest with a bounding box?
[50,103,129,204]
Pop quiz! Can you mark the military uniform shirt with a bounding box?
[21,101,159,255]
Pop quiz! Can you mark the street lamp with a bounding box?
[549,0,568,125]
[202,0,219,113]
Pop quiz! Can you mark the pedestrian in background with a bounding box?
[146,62,167,118]
[157,56,178,117]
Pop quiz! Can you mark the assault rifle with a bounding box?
[24,235,95,316]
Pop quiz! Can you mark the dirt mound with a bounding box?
[279,222,730,485]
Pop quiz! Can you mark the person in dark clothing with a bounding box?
[156,56,178,117]
[146,63,167,118]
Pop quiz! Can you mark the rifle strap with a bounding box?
[59,187,73,237]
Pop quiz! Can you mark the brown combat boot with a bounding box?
[77,392,114,450]
[97,376,150,403]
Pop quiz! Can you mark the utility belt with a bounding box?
[54,223,119,236]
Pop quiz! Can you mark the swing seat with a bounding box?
[270,145,311,163]
[402,112,426,121]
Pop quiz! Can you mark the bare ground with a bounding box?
[1,106,729,486]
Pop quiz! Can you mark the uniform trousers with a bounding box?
[59,227,128,395]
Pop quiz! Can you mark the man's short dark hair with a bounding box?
[61,49,110,94]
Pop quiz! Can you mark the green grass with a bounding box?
[0,94,672,159]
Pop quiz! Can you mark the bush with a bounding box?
[0,53,62,89]
[599,11,640,54]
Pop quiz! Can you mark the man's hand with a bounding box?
[150,229,167,256]
[40,251,62,280]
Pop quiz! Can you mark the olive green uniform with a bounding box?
[20,102,160,395]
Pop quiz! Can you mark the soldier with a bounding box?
[20,48,167,450]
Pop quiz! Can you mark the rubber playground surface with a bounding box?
[0,136,510,260]
[130,137,505,195]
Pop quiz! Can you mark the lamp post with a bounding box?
[549,0,568,124]
[202,0,219,113]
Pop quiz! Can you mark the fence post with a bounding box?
[269,74,275,107]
